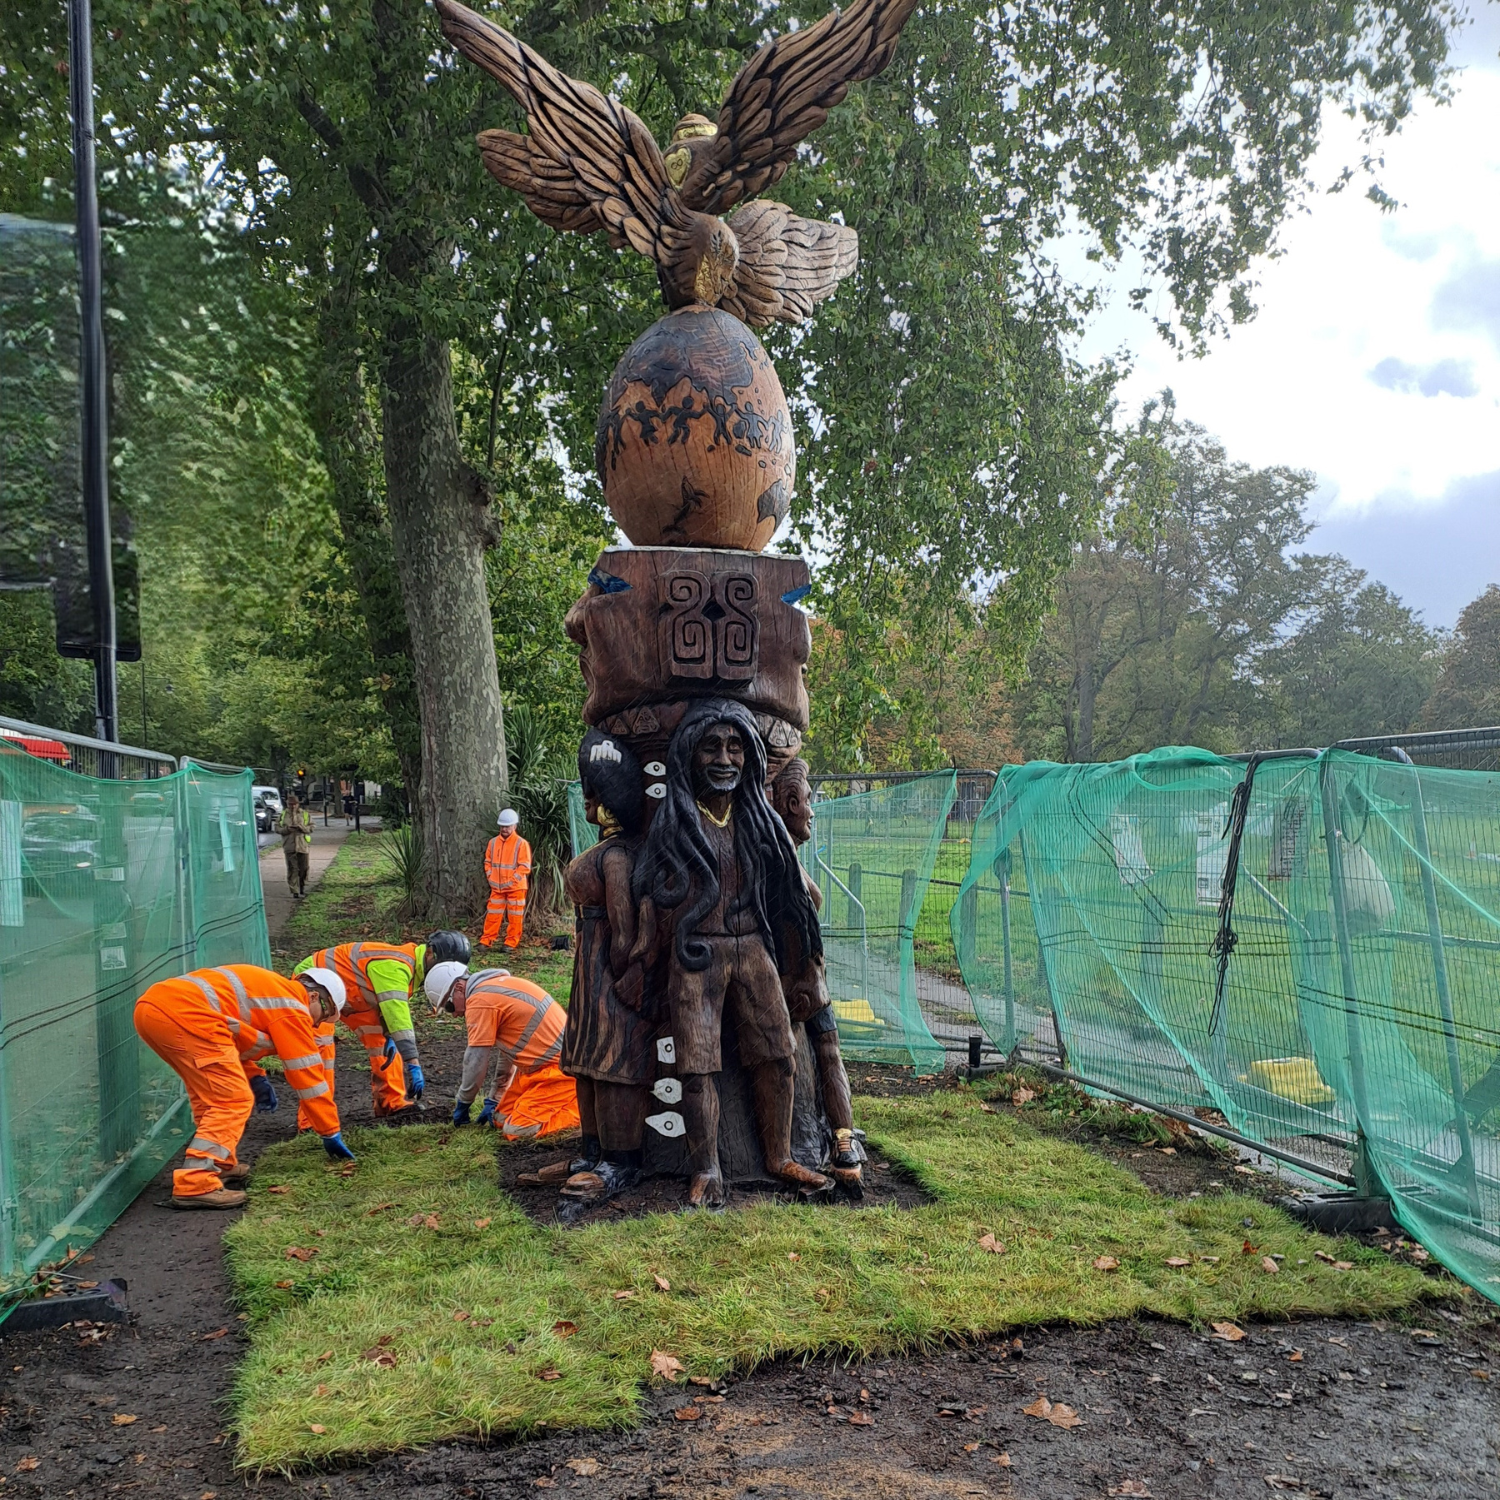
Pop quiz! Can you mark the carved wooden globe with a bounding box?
[594,305,795,552]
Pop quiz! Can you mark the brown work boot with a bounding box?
[220,1161,251,1186]
[171,1188,247,1210]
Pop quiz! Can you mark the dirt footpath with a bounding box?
[2,1043,1496,1498]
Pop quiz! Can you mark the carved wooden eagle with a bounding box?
[434,0,918,327]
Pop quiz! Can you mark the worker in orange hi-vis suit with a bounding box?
[132,964,355,1209]
[481,809,531,951]
[425,962,579,1139]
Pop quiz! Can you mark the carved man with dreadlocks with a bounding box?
[633,699,831,1208]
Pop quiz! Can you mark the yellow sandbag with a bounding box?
[1246,1056,1335,1106]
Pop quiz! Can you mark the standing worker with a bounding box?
[133,963,355,1209]
[427,964,579,1139]
[293,932,470,1116]
[278,792,313,900]
[482,809,531,951]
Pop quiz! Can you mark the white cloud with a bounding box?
[1060,25,1500,626]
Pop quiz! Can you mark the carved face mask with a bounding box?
[774,773,813,844]
[693,722,744,796]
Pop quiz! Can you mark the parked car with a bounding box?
[22,804,102,899]
[252,786,283,833]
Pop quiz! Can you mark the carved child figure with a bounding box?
[558,732,655,1217]
[633,700,831,1208]
[770,759,863,1193]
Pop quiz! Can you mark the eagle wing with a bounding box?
[436,0,692,265]
[721,201,860,327]
[680,0,919,216]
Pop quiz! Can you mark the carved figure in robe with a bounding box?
[558,731,655,1215]
[632,699,830,1208]
[769,758,863,1193]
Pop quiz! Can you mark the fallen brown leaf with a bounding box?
[674,1406,702,1422]
[1022,1395,1081,1429]
[474,1218,492,1230]
[787,1252,800,1262]
[1109,1483,1152,1497]
[1158,1147,1177,1156]
[315,1384,330,1397]
[653,1274,671,1292]
[284,1246,317,1262]
[424,1214,440,1230]
[16,1457,40,1471]
[552,1321,578,1338]
[365,1202,395,1216]
[612,1290,635,1301]
[848,1411,874,1426]
[1242,1240,1259,1255]
[452,1311,470,1323]
[537,1367,562,1382]
[273,1280,294,1290]
[309,1424,326,1435]
[1164,1256,1191,1268]
[1261,1257,1281,1275]
[149,1425,167,1433]
[977,1233,1006,1255]
[267,1186,290,1195]
[1210,1322,1246,1342]
[565,1458,600,1476]
[1288,1350,1304,1362]
[963,1442,980,1453]
[650,1350,685,1382]
[314,1350,334,1364]
[111,1414,137,1426]
[361,1348,397,1368]
[1011,1087,1036,1105]
[1093,1256,1120,1272]
[200,1327,228,1341]
[1333,1260,1354,1270]
[1314,1250,1337,1264]
[992,1453,1012,1466]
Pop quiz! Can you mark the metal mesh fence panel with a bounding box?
[952,745,1500,1303]
[0,745,267,1299]
[803,773,954,1073]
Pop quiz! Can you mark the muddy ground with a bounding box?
[2,1028,1495,1499]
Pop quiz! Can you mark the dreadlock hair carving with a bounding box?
[632,699,822,974]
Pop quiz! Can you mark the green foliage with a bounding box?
[1422,584,1500,730]
[381,822,427,921]
[0,590,93,731]
[225,1090,1434,1469]
[504,703,576,917]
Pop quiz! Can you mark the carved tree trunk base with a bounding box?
[642,1017,832,1185]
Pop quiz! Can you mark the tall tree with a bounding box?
[1422,584,1500,730]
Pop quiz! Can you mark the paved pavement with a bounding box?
[258,821,352,940]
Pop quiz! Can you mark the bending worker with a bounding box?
[426,962,579,1139]
[133,963,355,1210]
[292,931,470,1116]
[481,809,531,951]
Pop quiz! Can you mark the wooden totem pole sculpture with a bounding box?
[436,0,917,1211]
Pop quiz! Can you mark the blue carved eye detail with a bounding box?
[589,567,632,594]
[780,584,811,605]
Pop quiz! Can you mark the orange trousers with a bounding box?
[481,887,525,949]
[492,1059,580,1140]
[134,997,254,1198]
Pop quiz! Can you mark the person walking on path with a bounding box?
[427,964,579,1139]
[292,931,468,1116]
[132,963,355,1209]
[482,809,531,950]
[279,793,313,899]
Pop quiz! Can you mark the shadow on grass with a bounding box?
[226,1089,1438,1472]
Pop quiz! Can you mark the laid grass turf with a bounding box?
[227,1089,1439,1471]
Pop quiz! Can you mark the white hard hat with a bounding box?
[424,960,468,1010]
[497,808,519,827]
[300,967,346,1012]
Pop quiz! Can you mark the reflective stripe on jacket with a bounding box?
[484,832,532,893]
[146,964,340,1136]
[462,970,564,1073]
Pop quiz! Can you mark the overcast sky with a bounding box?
[1070,6,1500,631]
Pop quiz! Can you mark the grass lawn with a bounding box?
[227,1088,1438,1472]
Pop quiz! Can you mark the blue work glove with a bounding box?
[476,1097,498,1128]
[322,1133,356,1163]
[250,1075,279,1114]
[381,1037,397,1065]
[406,1062,426,1101]
[451,1099,472,1127]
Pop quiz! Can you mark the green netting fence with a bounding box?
[952,746,1500,1303]
[0,746,267,1300]
[567,773,954,1072]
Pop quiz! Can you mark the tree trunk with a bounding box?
[379,300,507,917]
[311,293,423,803]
